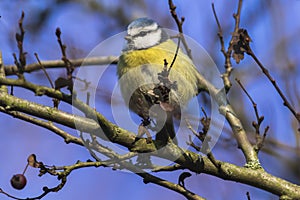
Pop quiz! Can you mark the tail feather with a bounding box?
[155,112,178,145]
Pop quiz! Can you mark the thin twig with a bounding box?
[86,92,90,105]
[168,0,192,60]
[17,11,26,66]
[72,76,91,91]
[207,152,220,168]
[10,86,14,95]
[168,34,181,72]
[235,78,260,124]
[257,126,269,150]
[246,191,251,200]
[185,119,199,136]
[211,3,233,91]
[12,11,27,79]
[233,0,243,32]
[187,134,201,152]
[36,51,58,107]
[235,78,269,152]
[84,138,204,200]
[55,28,74,88]
[211,3,226,57]
[34,53,54,88]
[247,49,300,127]
[0,52,7,94]
[186,118,220,168]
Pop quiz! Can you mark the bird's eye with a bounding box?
[139,31,147,37]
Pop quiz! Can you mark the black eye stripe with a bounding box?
[132,27,160,38]
[139,31,148,36]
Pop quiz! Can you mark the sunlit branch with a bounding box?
[0,93,100,133]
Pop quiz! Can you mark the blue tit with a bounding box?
[117,18,206,144]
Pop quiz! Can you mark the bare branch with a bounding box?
[152,164,183,172]
[1,54,260,166]
[186,117,220,168]
[4,56,118,76]
[236,78,260,121]
[235,78,269,153]
[219,104,260,166]
[34,53,54,88]
[0,93,99,133]
[0,107,84,145]
[13,11,26,78]
[247,50,300,127]
[83,139,205,200]
[0,4,299,199]
[168,0,192,60]
[246,191,251,200]
[212,0,244,91]
[0,52,7,94]
[211,3,232,91]
[230,26,300,129]
[0,77,300,198]
[233,0,243,32]
[55,28,72,76]
[211,3,226,57]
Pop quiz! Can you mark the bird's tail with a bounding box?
[155,111,178,145]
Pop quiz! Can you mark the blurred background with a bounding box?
[0,0,299,199]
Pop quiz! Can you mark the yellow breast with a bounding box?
[117,39,200,110]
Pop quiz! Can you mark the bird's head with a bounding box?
[123,18,169,51]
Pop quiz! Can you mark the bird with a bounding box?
[117,18,207,145]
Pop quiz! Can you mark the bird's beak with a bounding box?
[124,35,131,41]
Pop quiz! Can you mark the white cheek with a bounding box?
[134,29,162,49]
[128,23,158,36]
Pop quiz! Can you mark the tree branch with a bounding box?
[212,0,244,91]
[0,76,299,198]
[4,56,118,76]
[0,2,299,199]
[34,53,55,88]
[152,164,184,172]
[0,52,8,93]
[247,49,300,127]
[235,78,269,152]
[219,104,259,166]
[212,3,232,91]
[0,93,100,133]
[82,151,204,200]
[211,3,226,57]
[83,139,205,200]
[233,0,243,32]
[0,107,84,145]
[168,0,193,60]
[1,52,261,170]
[1,58,260,165]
